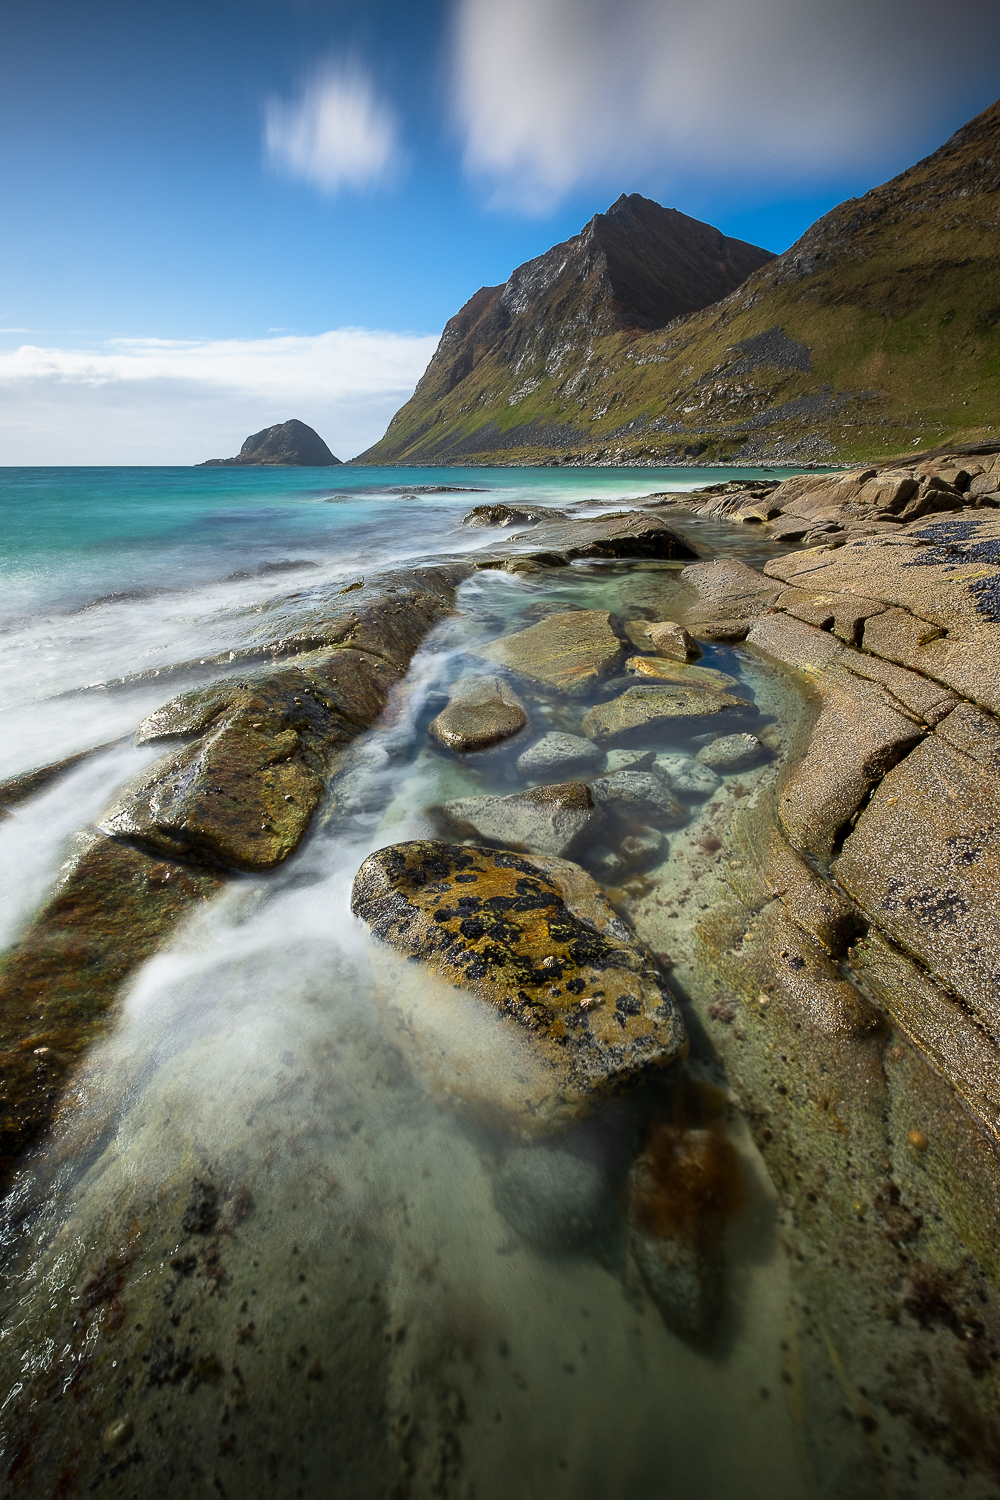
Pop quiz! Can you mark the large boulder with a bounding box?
[581,684,754,745]
[428,674,528,753]
[437,781,605,859]
[350,841,687,1130]
[475,610,624,696]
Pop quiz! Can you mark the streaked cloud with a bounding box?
[451,0,1000,211]
[264,60,400,195]
[0,328,439,463]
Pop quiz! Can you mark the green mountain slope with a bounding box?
[357,99,1000,467]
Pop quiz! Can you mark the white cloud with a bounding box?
[0,328,439,464]
[451,0,1000,211]
[265,61,400,195]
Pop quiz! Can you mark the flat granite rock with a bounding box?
[437,781,604,859]
[350,841,687,1132]
[428,674,528,753]
[581,684,754,745]
[624,656,738,691]
[834,731,1000,1036]
[475,609,624,697]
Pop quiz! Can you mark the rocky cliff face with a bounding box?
[355,197,774,464]
[201,418,342,466]
[358,99,1000,467]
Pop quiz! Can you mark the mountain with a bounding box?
[354,197,774,464]
[357,100,1000,467]
[200,419,342,466]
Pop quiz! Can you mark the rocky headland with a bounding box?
[199,418,342,466]
[358,97,1000,468]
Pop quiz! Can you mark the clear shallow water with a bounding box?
[0,556,813,1499]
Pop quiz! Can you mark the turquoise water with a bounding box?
[0,465,800,621]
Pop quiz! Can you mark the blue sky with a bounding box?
[2,0,998,462]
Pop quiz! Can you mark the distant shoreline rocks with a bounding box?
[199,418,342,467]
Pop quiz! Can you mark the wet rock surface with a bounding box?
[623,619,701,660]
[350,841,687,1129]
[515,731,605,778]
[428,673,528,753]
[437,781,606,860]
[475,608,624,696]
[581,683,754,745]
[695,733,763,772]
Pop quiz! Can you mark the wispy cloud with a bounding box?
[264,60,400,195]
[0,328,438,464]
[451,0,1000,212]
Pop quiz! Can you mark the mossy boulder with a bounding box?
[428,674,528,753]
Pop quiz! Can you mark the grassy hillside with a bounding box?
[357,99,1000,467]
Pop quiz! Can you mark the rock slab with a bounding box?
[581,684,753,744]
[475,610,624,696]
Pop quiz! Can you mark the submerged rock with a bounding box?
[654,754,721,797]
[695,733,764,773]
[623,619,701,661]
[624,655,739,691]
[493,1145,611,1247]
[428,674,528,753]
[437,781,605,859]
[475,609,624,696]
[516,731,605,778]
[581,684,754,745]
[589,770,686,827]
[350,841,687,1130]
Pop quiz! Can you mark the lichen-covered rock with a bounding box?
[581,685,754,745]
[623,619,701,660]
[428,674,528,753]
[515,732,605,778]
[437,782,605,859]
[624,655,738,691]
[350,841,686,1131]
[695,733,763,772]
[475,610,624,696]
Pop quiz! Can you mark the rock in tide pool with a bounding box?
[581,685,754,745]
[516,731,605,779]
[437,781,604,859]
[695,733,763,772]
[493,1145,611,1248]
[654,754,721,797]
[350,841,687,1131]
[589,770,686,827]
[475,609,624,697]
[624,656,739,691]
[624,619,701,661]
[428,673,528,753]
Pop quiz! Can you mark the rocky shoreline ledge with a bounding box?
[5,455,1000,1494]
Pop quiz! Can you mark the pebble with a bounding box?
[907,1129,929,1152]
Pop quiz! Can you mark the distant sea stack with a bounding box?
[354,196,775,465]
[357,97,1000,468]
[200,419,342,467]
